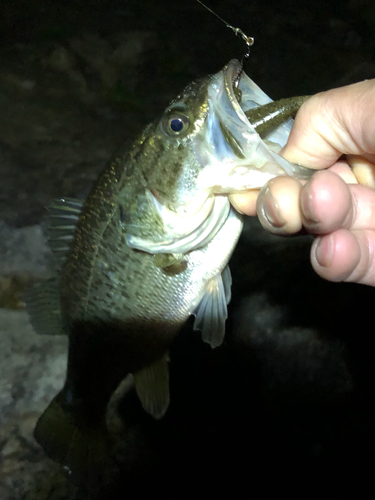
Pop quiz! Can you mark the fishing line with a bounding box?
[195,0,254,58]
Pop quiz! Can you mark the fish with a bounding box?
[26,58,315,477]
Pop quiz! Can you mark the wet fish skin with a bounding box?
[58,75,233,363]
[27,59,313,480]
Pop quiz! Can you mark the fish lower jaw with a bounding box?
[125,195,230,255]
[197,160,286,192]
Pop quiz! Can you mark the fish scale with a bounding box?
[80,202,240,327]
[26,59,316,479]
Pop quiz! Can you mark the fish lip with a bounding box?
[215,59,256,155]
[221,59,250,127]
[222,59,244,113]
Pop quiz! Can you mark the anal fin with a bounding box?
[133,353,170,419]
[193,266,232,348]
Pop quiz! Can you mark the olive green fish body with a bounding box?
[61,170,242,372]
[27,59,315,479]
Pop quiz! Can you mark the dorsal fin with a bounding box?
[25,197,83,336]
[47,197,84,269]
[24,277,66,335]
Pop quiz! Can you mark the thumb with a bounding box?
[281,80,375,170]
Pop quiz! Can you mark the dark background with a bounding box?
[0,1,374,499]
[1,0,375,227]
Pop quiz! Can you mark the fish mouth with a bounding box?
[218,59,253,146]
[218,60,246,161]
[221,63,315,181]
[197,59,304,191]
[219,59,273,152]
[205,58,264,163]
[219,59,294,153]
[222,59,246,126]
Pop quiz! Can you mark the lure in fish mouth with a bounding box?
[195,58,314,194]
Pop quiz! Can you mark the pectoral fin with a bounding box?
[221,264,232,304]
[193,266,232,348]
[133,353,170,419]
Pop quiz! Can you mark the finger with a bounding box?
[311,228,375,286]
[347,154,375,188]
[228,162,355,219]
[256,176,303,234]
[282,80,375,169]
[229,190,259,216]
[328,159,358,184]
[300,170,375,233]
[299,170,352,233]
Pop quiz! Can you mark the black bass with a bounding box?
[26,59,314,476]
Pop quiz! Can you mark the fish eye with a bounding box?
[163,112,190,137]
[170,118,184,132]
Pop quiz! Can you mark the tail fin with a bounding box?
[34,390,110,483]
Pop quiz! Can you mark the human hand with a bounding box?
[230,79,375,285]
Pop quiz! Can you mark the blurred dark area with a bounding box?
[104,223,374,500]
[0,0,374,499]
[1,0,375,226]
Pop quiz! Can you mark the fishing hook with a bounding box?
[196,0,254,58]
